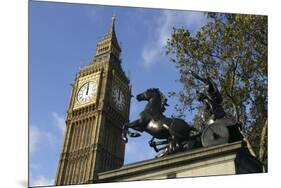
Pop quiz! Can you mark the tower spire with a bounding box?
[94,13,121,58]
[107,12,117,43]
[110,12,116,33]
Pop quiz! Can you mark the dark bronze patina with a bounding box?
[123,73,243,157]
[122,88,199,157]
[189,70,226,125]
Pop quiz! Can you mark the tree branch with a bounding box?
[259,119,267,162]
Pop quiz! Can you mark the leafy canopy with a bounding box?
[165,13,267,168]
[166,13,267,126]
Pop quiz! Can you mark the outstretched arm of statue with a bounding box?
[188,70,217,94]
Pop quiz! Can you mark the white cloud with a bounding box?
[30,163,41,173]
[29,127,58,157]
[29,126,55,187]
[29,113,64,187]
[46,131,58,150]
[30,175,54,187]
[142,47,160,67]
[51,112,65,135]
[141,10,207,67]
[29,126,40,155]
[29,113,63,156]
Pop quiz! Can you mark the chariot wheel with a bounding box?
[201,123,229,147]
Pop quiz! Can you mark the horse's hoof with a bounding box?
[129,132,141,137]
[122,137,128,143]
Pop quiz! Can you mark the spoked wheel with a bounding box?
[201,123,229,147]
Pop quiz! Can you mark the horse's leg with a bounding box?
[154,140,170,158]
[151,139,169,146]
[167,135,181,154]
[157,145,169,151]
[122,118,146,142]
[149,137,158,152]
[122,125,129,143]
[167,137,173,154]
[125,119,145,131]
[148,137,155,146]
[149,137,169,152]
[122,120,139,142]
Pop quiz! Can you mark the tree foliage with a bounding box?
[166,13,267,170]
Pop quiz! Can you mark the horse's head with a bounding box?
[136,88,157,101]
[136,88,169,112]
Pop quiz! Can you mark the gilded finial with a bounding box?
[112,12,116,22]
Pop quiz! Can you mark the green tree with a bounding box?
[166,13,267,170]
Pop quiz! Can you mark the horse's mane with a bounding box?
[148,88,168,112]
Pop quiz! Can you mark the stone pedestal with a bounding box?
[97,141,263,182]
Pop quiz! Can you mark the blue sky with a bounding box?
[29,1,208,186]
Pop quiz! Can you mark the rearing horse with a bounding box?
[122,88,197,156]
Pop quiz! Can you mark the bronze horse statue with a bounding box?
[122,88,198,156]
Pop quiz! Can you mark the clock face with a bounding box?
[77,81,97,104]
[112,85,125,111]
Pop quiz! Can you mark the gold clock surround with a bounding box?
[73,71,101,109]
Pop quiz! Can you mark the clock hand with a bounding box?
[86,83,89,95]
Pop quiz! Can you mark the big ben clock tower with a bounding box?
[55,15,131,185]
